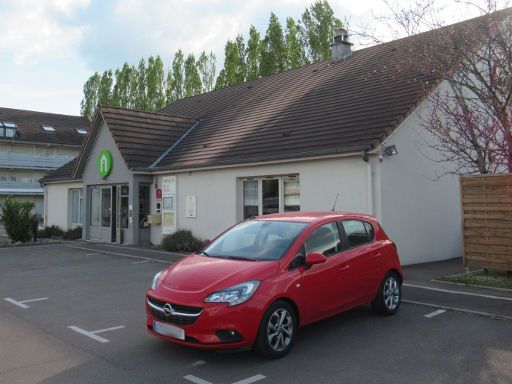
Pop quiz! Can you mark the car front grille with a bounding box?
[147,296,203,326]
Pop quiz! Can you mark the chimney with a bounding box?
[331,28,353,62]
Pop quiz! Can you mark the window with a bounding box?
[341,220,373,248]
[305,222,341,257]
[90,188,101,226]
[0,122,17,138]
[76,128,87,135]
[71,189,83,226]
[41,125,56,132]
[139,184,150,228]
[242,175,300,219]
[101,188,111,227]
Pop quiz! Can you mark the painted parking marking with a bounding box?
[68,325,125,343]
[67,244,172,264]
[184,374,265,384]
[86,252,101,256]
[403,299,512,321]
[4,297,48,309]
[424,309,446,318]
[189,360,206,367]
[132,260,149,264]
[403,283,512,301]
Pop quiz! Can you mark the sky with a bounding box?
[0,0,501,116]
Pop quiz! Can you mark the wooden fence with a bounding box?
[461,174,512,270]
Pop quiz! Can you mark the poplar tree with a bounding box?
[98,70,113,106]
[260,13,287,76]
[134,58,147,110]
[146,55,166,110]
[246,25,262,81]
[170,50,185,101]
[112,63,135,108]
[184,54,202,97]
[197,51,216,93]
[80,72,101,119]
[285,17,307,69]
[216,35,247,88]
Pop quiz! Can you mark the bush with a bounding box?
[161,229,204,252]
[1,197,35,243]
[63,226,82,240]
[38,225,64,239]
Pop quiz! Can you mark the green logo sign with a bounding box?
[97,150,113,178]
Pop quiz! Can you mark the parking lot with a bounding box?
[1,243,511,384]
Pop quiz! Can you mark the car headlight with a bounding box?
[204,280,260,307]
[151,270,164,291]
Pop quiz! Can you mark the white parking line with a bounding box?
[67,245,172,264]
[424,309,446,318]
[232,375,266,384]
[4,297,48,309]
[184,375,213,384]
[68,325,125,343]
[86,252,101,256]
[190,360,206,367]
[403,283,512,301]
[403,299,512,321]
[183,374,266,384]
[131,260,149,264]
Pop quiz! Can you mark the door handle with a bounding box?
[339,265,350,272]
[372,253,382,259]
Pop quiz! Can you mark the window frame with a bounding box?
[337,219,375,250]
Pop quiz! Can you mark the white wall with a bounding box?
[44,181,83,230]
[151,156,369,244]
[378,102,462,265]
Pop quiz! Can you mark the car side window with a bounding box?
[341,220,372,248]
[304,222,341,257]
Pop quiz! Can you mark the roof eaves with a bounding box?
[148,119,200,169]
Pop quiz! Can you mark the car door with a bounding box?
[299,221,355,322]
[339,220,383,304]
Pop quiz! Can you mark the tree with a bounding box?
[146,55,166,110]
[246,25,262,81]
[216,35,247,88]
[300,0,342,62]
[134,58,147,110]
[170,50,185,101]
[98,70,114,107]
[383,1,512,174]
[80,72,100,119]
[285,17,307,69]
[260,12,288,76]
[184,54,202,97]
[196,51,216,93]
[112,63,135,108]
[1,197,34,243]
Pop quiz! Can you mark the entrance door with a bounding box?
[111,186,117,243]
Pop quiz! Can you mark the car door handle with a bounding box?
[339,265,350,272]
[372,253,382,259]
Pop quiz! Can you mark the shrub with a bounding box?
[38,225,64,239]
[161,229,204,252]
[63,226,82,240]
[1,197,35,243]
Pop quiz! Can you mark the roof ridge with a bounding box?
[98,105,195,120]
[0,106,88,120]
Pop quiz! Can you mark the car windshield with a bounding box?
[201,220,308,261]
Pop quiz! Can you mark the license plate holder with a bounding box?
[153,321,185,340]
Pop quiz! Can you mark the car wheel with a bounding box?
[372,271,401,315]
[254,300,297,359]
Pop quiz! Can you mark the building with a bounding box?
[0,107,89,217]
[40,16,485,265]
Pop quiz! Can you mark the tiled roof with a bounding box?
[40,158,78,183]
[99,107,197,169]
[0,107,89,146]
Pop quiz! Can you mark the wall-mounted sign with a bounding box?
[156,188,162,199]
[161,176,176,234]
[186,195,197,218]
[97,150,113,178]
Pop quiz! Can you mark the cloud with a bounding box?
[0,0,89,64]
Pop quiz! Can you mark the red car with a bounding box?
[146,212,402,358]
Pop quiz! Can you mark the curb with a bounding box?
[402,300,512,321]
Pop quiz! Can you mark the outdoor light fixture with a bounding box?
[382,145,398,157]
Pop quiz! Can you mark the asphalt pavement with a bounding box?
[1,243,511,384]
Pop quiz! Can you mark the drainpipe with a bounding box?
[362,150,374,216]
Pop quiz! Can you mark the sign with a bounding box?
[156,188,162,199]
[161,176,176,234]
[97,150,113,178]
[186,195,197,218]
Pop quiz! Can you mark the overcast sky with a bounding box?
[0,0,501,116]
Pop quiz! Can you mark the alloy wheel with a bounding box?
[266,308,294,352]
[383,276,400,310]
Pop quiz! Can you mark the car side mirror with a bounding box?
[305,252,327,266]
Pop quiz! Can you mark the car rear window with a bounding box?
[341,220,373,248]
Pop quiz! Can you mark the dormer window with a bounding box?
[76,128,87,135]
[41,125,56,132]
[0,121,17,137]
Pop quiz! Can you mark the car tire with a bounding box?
[254,300,297,359]
[372,271,401,316]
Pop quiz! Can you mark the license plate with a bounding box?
[153,321,185,340]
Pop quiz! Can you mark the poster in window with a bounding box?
[162,213,175,228]
[186,195,197,218]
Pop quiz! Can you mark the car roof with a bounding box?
[254,211,376,223]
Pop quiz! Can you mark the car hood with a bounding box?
[156,254,279,295]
